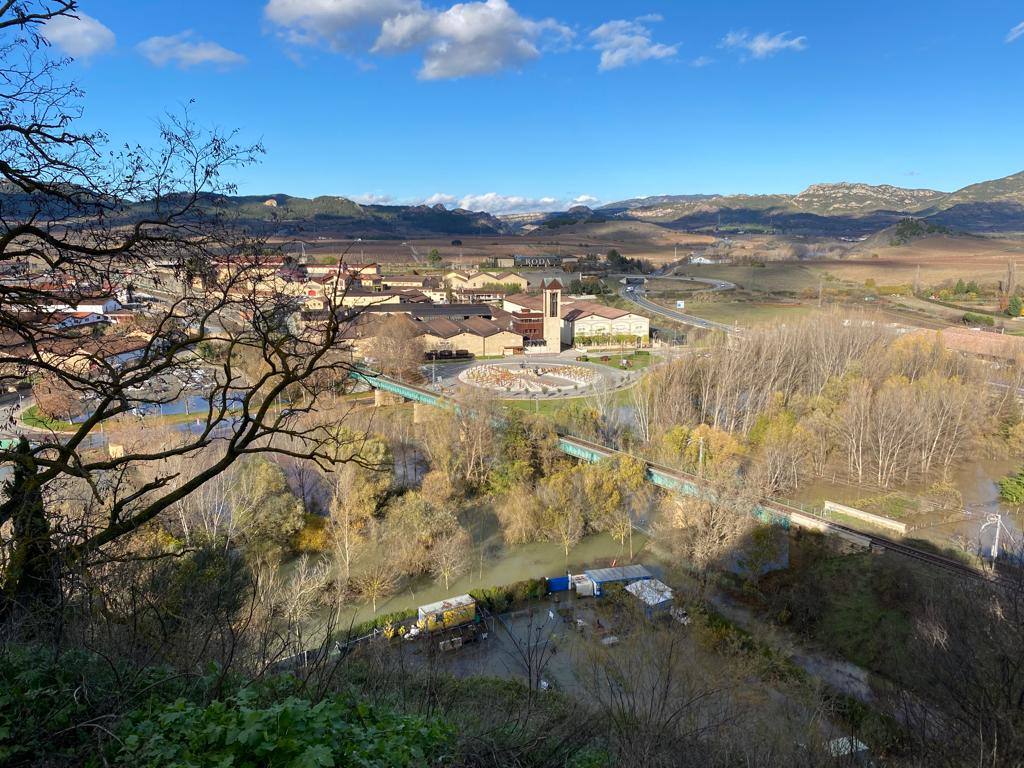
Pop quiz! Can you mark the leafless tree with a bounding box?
[0,2,366,620]
[576,625,736,768]
[891,551,1024,768]
[659,477,758,597]
[430,527,471,590]
[363,314,425,382]
[354,560,397,614]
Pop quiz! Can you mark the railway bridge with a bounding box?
[350,367,1004,585]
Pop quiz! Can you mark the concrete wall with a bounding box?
[823,501,909,535]
[422,330,521,356]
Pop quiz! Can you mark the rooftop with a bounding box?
[583,565,653,584]
[357,303,494,319]
[625,578,674,607]
[505,293,631,321]
[418,594,475,616]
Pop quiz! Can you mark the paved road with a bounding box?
[619,284,739,334]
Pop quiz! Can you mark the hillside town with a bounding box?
[3,4,1024,768]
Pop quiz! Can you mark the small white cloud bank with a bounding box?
[456,192,559,213]
[721,29,806,59]
[342,191,600,214]
[590,14,677,71]
[138,31,246,69]
[1007,21,1024,43]
[351,193,396,205]
[43,12,115,59]
[423,193,458,206]
[418,192,599,214]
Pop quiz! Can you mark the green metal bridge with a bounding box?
[349,367,1007,584]
[351,367,793,530]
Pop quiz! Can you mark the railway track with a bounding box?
[357,371,1016,589]
[560,433,1014,588]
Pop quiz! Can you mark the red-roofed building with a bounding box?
[504,282,649,350]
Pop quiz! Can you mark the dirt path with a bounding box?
[707,589,875,705]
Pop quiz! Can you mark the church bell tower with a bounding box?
[542,278,562,352]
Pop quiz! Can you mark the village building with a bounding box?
[503,280,649,350]
[444,270,528,294]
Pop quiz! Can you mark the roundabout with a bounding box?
[458,361,600,396]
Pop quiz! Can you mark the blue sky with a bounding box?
[38,1,1024,212]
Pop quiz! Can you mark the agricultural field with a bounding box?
[829,235,1024,286]
[678,262,824,295]
[682,301,815,328]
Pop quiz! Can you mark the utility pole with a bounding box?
[980,513,1017,561]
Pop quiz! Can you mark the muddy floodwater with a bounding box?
[333,530,651,631]
[790,456,1023,553]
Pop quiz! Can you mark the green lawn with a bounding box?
[502,383,636,417]
[503,396,588,417]
[22,405,74,431]
[578,352,653,370]
[674,300,814,328]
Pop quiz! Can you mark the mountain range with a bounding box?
[3,170,1024,240]
[586,171,1024,236]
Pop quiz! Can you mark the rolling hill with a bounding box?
[5,169,1024,241]
[595,171,1024,235]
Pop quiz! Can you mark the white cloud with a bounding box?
[423,192,458,206]
[721,30,806,59]
[375,0,573,80]
[457,192,559,214]
[43,12,115,59]
[264,0,570,79]
[137,31,246,68]
[590,15,677,71]
[690,55,713,68]
[1007,21,1024,43]
[264,0,415,49]
[351,193,395,204]
[341,191,599,213]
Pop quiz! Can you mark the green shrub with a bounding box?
[0,646,452,768]
[348,608,419,638]
[116,685,451,767]
[998,468,1024,505]
[0,645,188,766]
[470,578,547,614]
[962,311,994,327]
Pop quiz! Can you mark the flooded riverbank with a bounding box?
[789,456,1023,554]
[332,530,651,630]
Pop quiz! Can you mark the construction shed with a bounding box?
[570,573,595,597]
[580,565,653,597]
[625,578,674,616]
[418,594,476,633]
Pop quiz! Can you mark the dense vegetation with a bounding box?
[0,647,450,767]
[889,218,952,245]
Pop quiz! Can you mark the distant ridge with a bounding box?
[588,171,1024,234]
[4,170,1024,239]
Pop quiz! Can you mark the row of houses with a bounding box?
[0,275,158,385]
[321,278,650,357]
